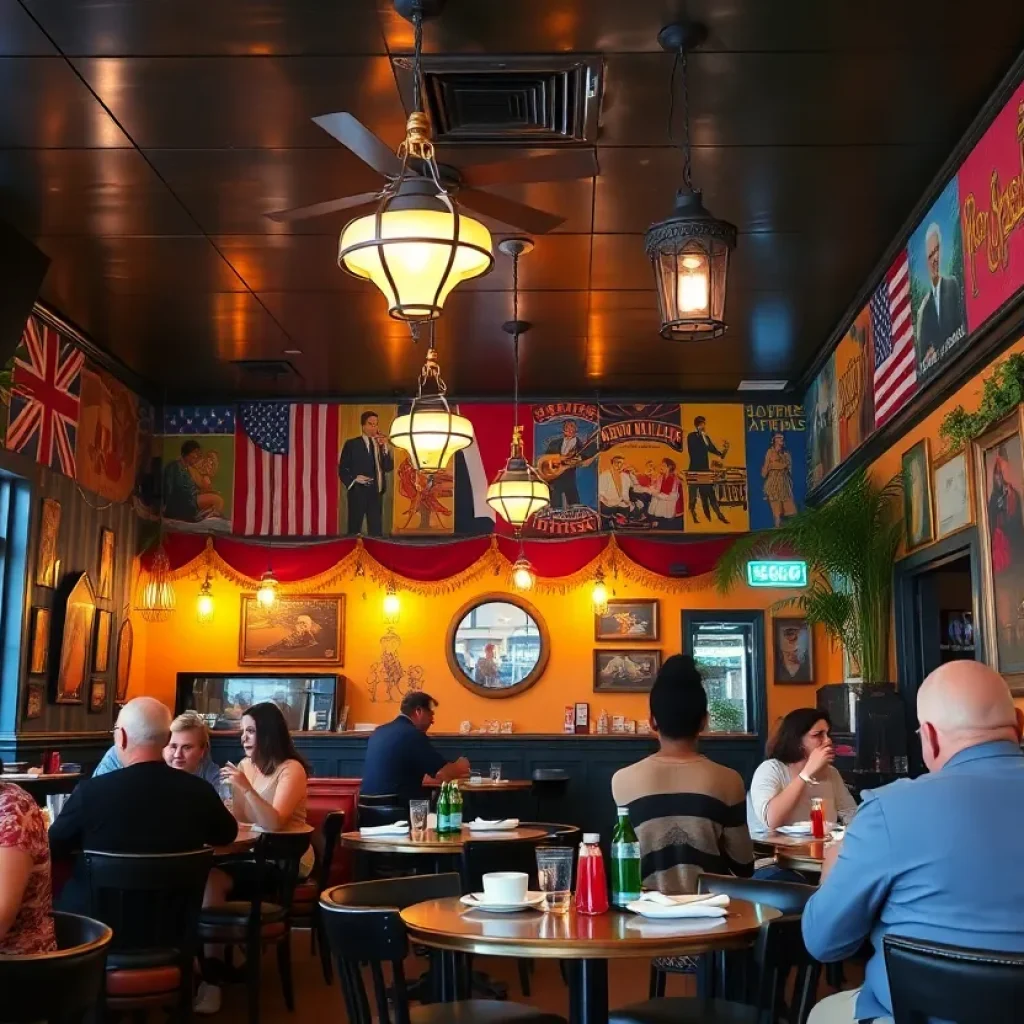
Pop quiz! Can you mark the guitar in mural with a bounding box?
[535,431,600,482]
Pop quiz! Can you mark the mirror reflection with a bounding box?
[451,600,542,692]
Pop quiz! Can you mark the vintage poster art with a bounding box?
[25,681,44,720]
[391,450,455,535]
[745,403,806,530]
[29,607,50,674]
[56,572,96,704]
[97,528,114,599]
[806,353,840,490]
[160,406,236,532]
[959,80,1024,333]
[835,306,876,460]
[115,617,133,704]
[595,599,660,642]
[89,676,107,713]
[93,610,112,672]
[773,617,814,685]
[598,403,684,532]
[339,404,397,537]
[908,178,968,383]
[239,594,344,666]
[593,649,662,692]
[902,438,935,551]
[528,401,600,536]
[933,448,975,540]
[679,403,749,533]
[76,362,139,503]
[975,412,1024,690]
[35,497,61,588]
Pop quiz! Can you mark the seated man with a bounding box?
[360,692,470,803]
[50,697,237,914]
[612,654,753,894]
[803,661,1024,1024]
[92,710,221,784]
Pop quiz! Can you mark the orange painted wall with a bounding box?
[129,568,833,733]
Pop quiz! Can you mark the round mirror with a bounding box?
[445,593,549,698]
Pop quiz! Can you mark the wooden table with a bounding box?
[3,772,82,804]
[401,896,780,1024]
[752,832,829,873]
[341,824,548,855]
[213,829,260,857]
[425,779,533,792]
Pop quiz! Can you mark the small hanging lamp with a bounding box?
[256,567,278,610]
[137,544,176,622]
[511,543,536,592]
[645,21,736,340]
[383,578,401,624]
[591,567,609,615]
[196,571,215,624]
[486,238,550,532]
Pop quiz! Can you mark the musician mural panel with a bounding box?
[679,404,749,534]
[744,403,807,530]
[527,402,600,536]
[598,403,684,533]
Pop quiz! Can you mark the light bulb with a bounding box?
[256,570,277,610]
[511,560,535,591]
[676,252,710,314]
[383,583,400,624]
[196,591,215,623]
[592,571,609,615]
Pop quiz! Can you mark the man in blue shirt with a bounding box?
[803,661,1024,1023]
[93,710,221,786]
[361,692,469,802]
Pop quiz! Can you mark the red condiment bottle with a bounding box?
[575,833,609,915]
[810,797,826,839]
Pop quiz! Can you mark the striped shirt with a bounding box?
[611,753,754,894]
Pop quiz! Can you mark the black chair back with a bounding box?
[321,873,462,1024]
[0,912,112,1024]
[319,810,346,890]
[357,793,405,828]
[83,848,213,955]
[885,935,1024,1024]
[462,822,580,892]
[258,830,312,915]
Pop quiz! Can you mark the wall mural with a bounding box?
[680,402,749,533]
[744,403,806,530]
[368,627,425,702]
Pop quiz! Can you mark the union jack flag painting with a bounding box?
[5,315,84,477]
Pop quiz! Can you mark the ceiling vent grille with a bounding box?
[392,55,602,144]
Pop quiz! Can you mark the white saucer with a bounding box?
[459,891,545,913]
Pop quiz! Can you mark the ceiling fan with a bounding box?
[264,1,597,235]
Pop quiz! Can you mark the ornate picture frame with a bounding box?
[932,448,975,541]
[239,594,344,666]
[595,599,660,642]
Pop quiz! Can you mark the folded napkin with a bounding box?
[627,892,729,918]
[637,892,730,908]
[467,817,519,830]
[359,821,410,836]
[627,917,727,934]
[776,822,813,835]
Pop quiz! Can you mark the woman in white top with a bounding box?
[747,708,857,832]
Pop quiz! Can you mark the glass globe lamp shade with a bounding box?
[486,462,550,529]
[256,570,278,610]
[591,573,609,616]
[389,399,475,473]
[196,591,214,624]
[511,557,535,592]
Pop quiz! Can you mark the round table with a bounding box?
[214,829,260,857]
[341,825,548,855]
[401,896,780,1024]
[752,832,827,873]
[425,779,533,792]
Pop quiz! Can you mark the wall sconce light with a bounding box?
[591,568,609,616]
[383,578,401,624]
[196,571,215,624]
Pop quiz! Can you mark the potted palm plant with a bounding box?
[714,468,903,686]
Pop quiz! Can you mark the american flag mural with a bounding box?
[5,314,84,477]
[233,402,340,536]
[870,252,918,428]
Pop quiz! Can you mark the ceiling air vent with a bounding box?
[392,55,603,144]
[737,380,788,391]
[231,359,299,381]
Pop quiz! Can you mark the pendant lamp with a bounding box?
[196,571,215,624]
[137,545,176,622]
[645,22,736,340]
[337,5,492,320]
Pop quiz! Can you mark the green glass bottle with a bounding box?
[610,806,642,906]
[450,781,463,832]
[437,781,451,834]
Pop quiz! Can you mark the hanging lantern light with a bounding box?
[256,568,278,610]
[486,238,550,532]
[337,7,492,320]
[645,21,736,341]
[389,340,474,472]
[591,568,609,616]
[383,578,401,624]
[137,545,177,622]
[196,571,215,625]
[511,547,536,592]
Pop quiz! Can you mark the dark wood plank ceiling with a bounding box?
[2,0,1022,400]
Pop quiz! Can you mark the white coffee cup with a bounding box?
[482,871,528,904]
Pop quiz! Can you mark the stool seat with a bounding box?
[610,998,758,1024]
[410,1000,564,1024]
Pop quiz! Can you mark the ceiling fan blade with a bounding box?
[265,192,381,223]
[312,112,403,179]
[459,188,564,235]
[458,149,599,188]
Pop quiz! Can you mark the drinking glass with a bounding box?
[409,799,429,834]
[217,779,233,813]
[535,846,574,913]
[470,769,483,785]
[489,762,502,783]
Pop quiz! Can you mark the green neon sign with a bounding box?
[746,560,808,588]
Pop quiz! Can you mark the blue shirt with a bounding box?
[802,740,1024,1021]
[360,715,446,802]
[92,744,222,786]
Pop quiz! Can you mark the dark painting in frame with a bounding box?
[773,617,814,684]
[25,681,44,720]
[55,572,96,705]
[595,599,660,642]
[593,649,662,692]
[89,676,107,713]
[115,617,133,705]
[35,497,61,588]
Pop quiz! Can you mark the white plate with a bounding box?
[466,819,519,831]
[777,821,833,836]
[625,901,729,920]
[459,892,545,913]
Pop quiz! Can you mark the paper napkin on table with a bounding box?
[637,892,730,908]
[467,818,520,830]
[359,821,410,836]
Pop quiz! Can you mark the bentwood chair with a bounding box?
[321,873,566,1024]
[0,912,112,1024]
[884,935,1024,1023]
[198,830,310,1024]
[83,848,213,1021]
[356,792,417,881]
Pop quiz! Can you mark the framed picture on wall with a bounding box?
[902,439,935,551]
[93,610,112,672]
[25,681,44,721]
[933,449,974,540]
[55,572,96,705]
[773,617,814,684]
[593,649,662,692]
[974,410,1024,693]
[115,617,133,705]
[29,607,50,674]
[97,528,115,599]
[89,677,107,713]
[34,498,61,588]
[595,599,660,642]
[239,594,344,666]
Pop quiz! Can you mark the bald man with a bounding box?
[49,697,237,913]
[803,662,1024,1024]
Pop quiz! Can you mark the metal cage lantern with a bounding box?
[389,345,475,473]
[486,426,550,531]
[646,188,735,340]
[136,546,177,622]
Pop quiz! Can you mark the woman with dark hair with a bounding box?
[747,707,856,832]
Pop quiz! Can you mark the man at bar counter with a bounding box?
[360,692,470,803]
[803,661,1024,1024]
[49,698,237,914]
